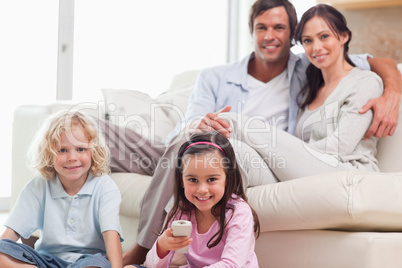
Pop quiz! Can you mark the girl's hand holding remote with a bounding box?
[156,228,193,259]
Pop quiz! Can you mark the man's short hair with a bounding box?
[249,0,298,40]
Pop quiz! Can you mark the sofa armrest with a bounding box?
[11,105,52,208]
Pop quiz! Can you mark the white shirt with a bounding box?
[242,69,290,131]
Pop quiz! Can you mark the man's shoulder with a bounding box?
[290,51,310,67]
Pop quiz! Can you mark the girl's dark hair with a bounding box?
[162,131,260,248]
[249,0,298,45]
[294,4,355,109]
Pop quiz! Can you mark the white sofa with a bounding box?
[11,65,402,267]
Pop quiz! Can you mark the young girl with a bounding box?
[0,110,123,268]
[140,132,260,267]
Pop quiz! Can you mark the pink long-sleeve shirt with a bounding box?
[145,196,259,267]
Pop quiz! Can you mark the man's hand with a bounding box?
[364,57,402,139]
[359,93,400,139]
[196,105,233,138]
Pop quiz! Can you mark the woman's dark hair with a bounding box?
[295,4,355,109]
[161,131,260,248]
[249,0,298,44]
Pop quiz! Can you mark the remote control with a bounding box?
[172,220,192,254]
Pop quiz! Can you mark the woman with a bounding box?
[223,4,383,181]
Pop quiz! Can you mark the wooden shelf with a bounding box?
[317,0,402,10]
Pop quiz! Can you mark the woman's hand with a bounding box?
[156,228,193,259]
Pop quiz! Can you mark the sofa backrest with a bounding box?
[11,65,402,210]
[376,103,402,172]
[100,65,402,172]
[376,63,402,172]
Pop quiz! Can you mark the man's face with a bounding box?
[252,6,292,65]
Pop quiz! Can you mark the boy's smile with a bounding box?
[54,126,92,195]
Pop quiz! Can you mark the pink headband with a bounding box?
[184,141,225,155]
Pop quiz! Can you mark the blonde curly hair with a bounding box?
[28,110,110,180]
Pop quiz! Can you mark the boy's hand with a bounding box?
[156,228,193,259]
[0,227,20,241]
[103,230,122,268]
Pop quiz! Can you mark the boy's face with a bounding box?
[54,126,92,194]
[252,6,292,65]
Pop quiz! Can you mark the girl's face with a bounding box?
[54,126,92,189]
[181,151,226,217]
[300,16,348,71]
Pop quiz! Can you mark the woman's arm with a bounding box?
[360,57,402,139]
[311,72,383,157]
[0,227,20,241]
[103,230,122,268]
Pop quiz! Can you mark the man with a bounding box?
[122,0,402,265]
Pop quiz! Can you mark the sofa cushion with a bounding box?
[247,170,402,233]
[376,63,402,172]
[155,86,193,124]
[110,172,152,218]
[256,230,402,268]
[114,170,402,233]
[167,70,200,92]
[102,87,192,143]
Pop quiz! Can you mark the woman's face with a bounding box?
[300,16,348,71]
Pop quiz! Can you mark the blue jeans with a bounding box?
[0,239,111,268]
